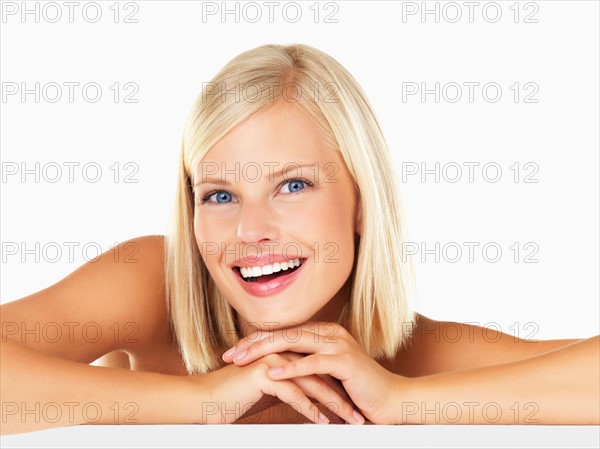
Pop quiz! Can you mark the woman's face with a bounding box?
[193,101,361,334]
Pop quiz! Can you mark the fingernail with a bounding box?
[352,410,365,424]
[223,347,236,359]
[233,349,247,361]
[268,366,283,376]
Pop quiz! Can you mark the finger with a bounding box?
[228,331,346,365]
[292,375,365,425]
[271,352,354,405]
[222,329,316,362]
[316,373,355,406]
[264,379,330,424]
[222,330,288,362]
[281,352,356,408]
[268,353,353,382]
[222,322,345,362]
[222,331,312,363]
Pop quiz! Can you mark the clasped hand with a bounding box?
[222,321,406,424]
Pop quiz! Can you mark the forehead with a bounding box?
[198,102,336,169]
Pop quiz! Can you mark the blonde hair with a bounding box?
[165,43,417,375]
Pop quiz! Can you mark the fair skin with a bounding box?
[1,102,597,434]
[192,100,358,336]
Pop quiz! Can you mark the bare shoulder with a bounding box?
[389,313,583,377]
[1,235,171,365]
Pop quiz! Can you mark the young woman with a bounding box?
[1,44,598,434]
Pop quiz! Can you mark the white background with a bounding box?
[1,1,599,448]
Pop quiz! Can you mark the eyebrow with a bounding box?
[193,163,317,189]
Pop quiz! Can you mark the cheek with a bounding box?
[194,208,232,242]
[312,210,356,273]
[314,195,356,240]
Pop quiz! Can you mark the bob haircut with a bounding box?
[165,43,417,375]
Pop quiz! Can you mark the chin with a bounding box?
[238,309,316,331]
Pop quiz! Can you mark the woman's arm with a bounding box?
[395,314,585,377]
[0,235,200,434]
[1,338,197,434]
[391,335,600,424]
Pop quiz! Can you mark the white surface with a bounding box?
[1,424,599,449]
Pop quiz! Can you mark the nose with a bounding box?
[236,200,278,244]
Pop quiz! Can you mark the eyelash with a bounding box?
[198,178,315,205]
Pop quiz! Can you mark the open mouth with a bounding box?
[234,258,306,283]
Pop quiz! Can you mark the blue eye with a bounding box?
[280,179,311,194]
[204,191,233,204]
[199,178,314,205]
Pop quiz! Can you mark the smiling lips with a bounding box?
[239,258,303,281]
[231,254,308,296]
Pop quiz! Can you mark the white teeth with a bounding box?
[238,258,302,278]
